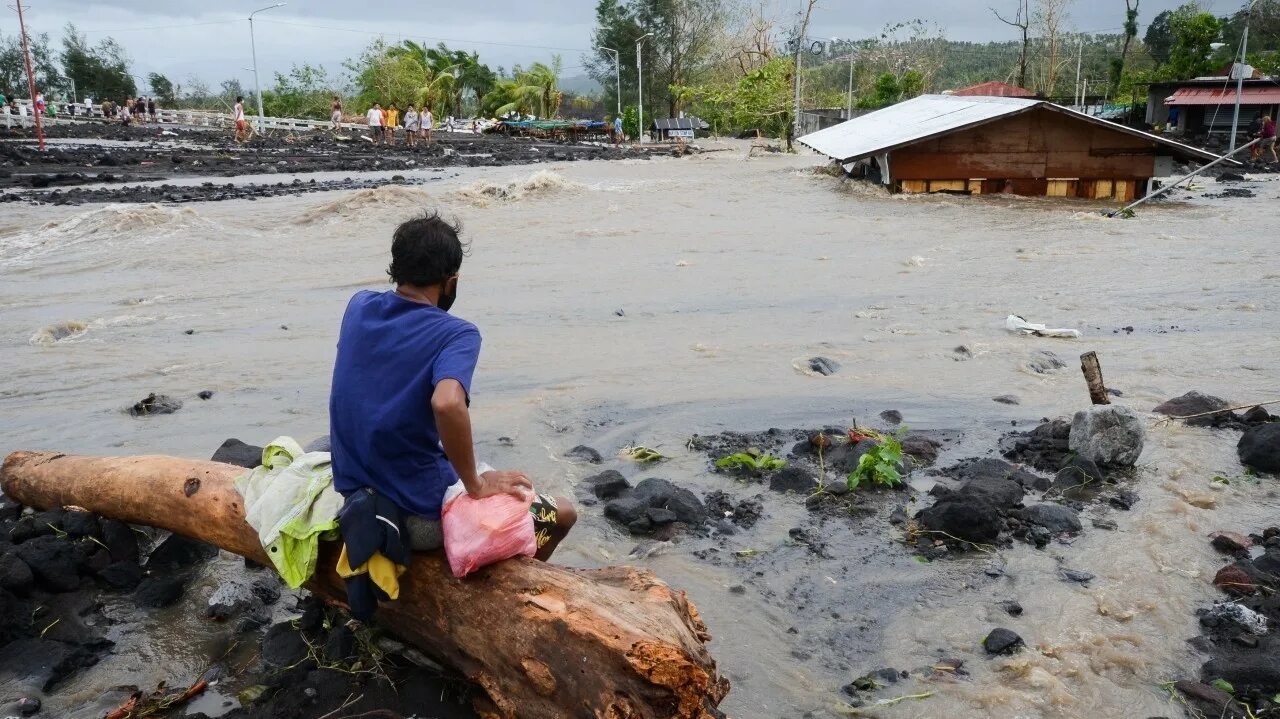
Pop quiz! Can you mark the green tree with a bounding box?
[345,38,431,110]
[1221,0,1280,59]
[148,73,176,105]
[1164,3,1225,79]
[854,70,923,109]
[0,30,65,98]
[482,58,564,118]
[386,42,496,116]
[1145,10,1175,62]
[60,24,134,100]
[621,105,639,137]
[261,63,336,119]
[672,56,794,140]
[587,0,726,119]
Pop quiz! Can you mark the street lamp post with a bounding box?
[248,3,286,132]
[636,32,653,144]
[596,46,620,119]
[1228,0,1260,154]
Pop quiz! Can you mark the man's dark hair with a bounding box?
[236,96,243,103]
[388,211,466,287]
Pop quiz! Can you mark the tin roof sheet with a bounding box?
[797,94,1226,166]
[1166,86,1280,106]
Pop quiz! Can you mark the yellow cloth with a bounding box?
[336,545,406,601]
[386,109,399,127]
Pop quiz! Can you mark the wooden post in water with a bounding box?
[1080,351,1111,405]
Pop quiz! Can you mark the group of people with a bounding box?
[363,101,434,146]
[108,96,159,125]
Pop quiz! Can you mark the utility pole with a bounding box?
[791,0,817,147]
[636,32,653,144]
[1229,0,1259,154]
[597,46,621,118]
[15,0,44,150]
[1074,38,1083,109]
[248,3,286,132]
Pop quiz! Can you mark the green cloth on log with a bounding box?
[234,436,342,588]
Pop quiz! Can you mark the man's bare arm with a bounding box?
[432,379,531,500]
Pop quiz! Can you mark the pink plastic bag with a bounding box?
[441,482,536,578]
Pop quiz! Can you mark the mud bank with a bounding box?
[0,122,672,205]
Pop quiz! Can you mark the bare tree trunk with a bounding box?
[1080,351,1111,405]
[1037,0,1074,96]
[993,1,1031,89]
[1113,0,1140,93]
[0,451,729,719]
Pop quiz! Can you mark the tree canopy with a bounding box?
[60,24,135,100]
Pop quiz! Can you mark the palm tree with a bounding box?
[458,54,496,114]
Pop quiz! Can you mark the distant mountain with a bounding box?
[560,74,602,96]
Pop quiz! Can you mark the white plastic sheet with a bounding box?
[1005,314,1081,339]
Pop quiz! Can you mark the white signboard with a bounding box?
[668,129,694,138]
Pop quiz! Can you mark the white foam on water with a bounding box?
[450,169,584,206]
[292,185,435,225]
[0,204,210,269]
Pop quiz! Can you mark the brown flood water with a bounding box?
[1,141,1278,718]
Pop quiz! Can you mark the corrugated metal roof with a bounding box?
[798,94,1226,166]
[651,117,709,130]
[951,81,1037,98]
[1166,86,1280,106]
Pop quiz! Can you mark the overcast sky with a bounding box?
[2,0,1229,95]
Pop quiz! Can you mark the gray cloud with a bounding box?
[2,0,1208,95]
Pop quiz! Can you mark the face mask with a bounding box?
[437,277,458,313]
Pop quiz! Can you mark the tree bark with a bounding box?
[1080,351,1111,405]
[0,451,728,719]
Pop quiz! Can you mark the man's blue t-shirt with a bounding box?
[329,289,481,519]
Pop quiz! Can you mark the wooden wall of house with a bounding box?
[888,108,1157,199]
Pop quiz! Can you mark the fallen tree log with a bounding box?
[0,451,728,719]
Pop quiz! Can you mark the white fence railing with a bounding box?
[3,100,374,133]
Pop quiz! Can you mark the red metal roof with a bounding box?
[951,81,1037,98]
[1166,86,1280,106]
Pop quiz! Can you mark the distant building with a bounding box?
[949,81,1038,98]
[799,94,1225,201]
[1148,76,1280,135]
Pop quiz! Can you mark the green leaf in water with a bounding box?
[1210,678,1234,694]
[238,685,269,705]
[621,445,666,463]
[1211,476,1231,487]
[715,451,787,472]
[913,555,930,565]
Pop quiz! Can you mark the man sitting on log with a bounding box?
[328,212,576,561]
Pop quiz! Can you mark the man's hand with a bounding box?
[474,470,533,501]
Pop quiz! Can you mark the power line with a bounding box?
[79,20,240,34]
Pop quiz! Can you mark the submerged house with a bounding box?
[798,94,1224,201]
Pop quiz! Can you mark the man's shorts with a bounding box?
[235,119,248,132]
[405,493,562,552]
[331,110,342,124]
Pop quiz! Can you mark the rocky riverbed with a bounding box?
[0,121,672,205]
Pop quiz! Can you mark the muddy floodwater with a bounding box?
[2,141,1278,718]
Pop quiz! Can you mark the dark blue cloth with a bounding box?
[330,289,481,519]
[337,488,409,621]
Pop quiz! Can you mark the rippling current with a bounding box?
[1,141,1277,718]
